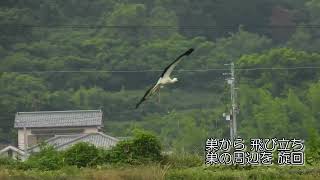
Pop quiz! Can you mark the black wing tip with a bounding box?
[135,103,140,109]
[184,48,194,56]
[136,100,143,109]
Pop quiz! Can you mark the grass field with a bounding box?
[1,165,320,180]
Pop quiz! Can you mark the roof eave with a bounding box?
[14,125,102,129]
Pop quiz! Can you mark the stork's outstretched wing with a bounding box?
[136,82,160,109]
[161,48,194,79]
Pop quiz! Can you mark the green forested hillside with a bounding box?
[0,0,320,152]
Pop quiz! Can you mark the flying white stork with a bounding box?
[136,48,194,108]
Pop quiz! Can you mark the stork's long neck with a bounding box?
[170,77,178,83]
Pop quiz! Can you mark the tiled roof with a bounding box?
[56,132,119,150]
[0,145,25,155]
[28,134,82,152]
[46,135,83,147]
[14,110,103,128]
[28,132,119,152]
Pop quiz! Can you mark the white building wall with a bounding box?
[83,127,99,133]
[18,128,32,150]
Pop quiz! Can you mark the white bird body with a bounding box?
[136,48,194,108]
[158,77,178,85]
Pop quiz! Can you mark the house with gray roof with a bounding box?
[14,110,104,150]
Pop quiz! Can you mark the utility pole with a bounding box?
[223,62,238,140]
[230,63,237,139]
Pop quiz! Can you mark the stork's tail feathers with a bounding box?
[135,102,141,109]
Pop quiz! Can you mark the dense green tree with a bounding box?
[287,0,320,52]
[238,48,320,96]
[285,89,315,137]
[0,73,47,129]
[239,88,289,138]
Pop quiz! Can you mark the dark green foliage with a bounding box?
[0,157,16,167]
[0,157,28,171]
[63,142,99,168]
[130,129,162,161]
[108,129,162,164]
[24,145,64,171]
[306,128,320,165]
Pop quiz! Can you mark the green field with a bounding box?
[1,165,320,180]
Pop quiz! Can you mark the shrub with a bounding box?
[25,145,64,170]
[91,148,112,166]
[109,140,136,164]
[131,129,162,161]
[108,129,163,164]
[0,157,16,167]
[63,142,99,167]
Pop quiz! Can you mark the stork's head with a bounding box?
[172,77,178,83]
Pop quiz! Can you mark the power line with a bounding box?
[1,66,320,74]
[3,24,320,29]
[0,69,226,74]
[238,66,320,71]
